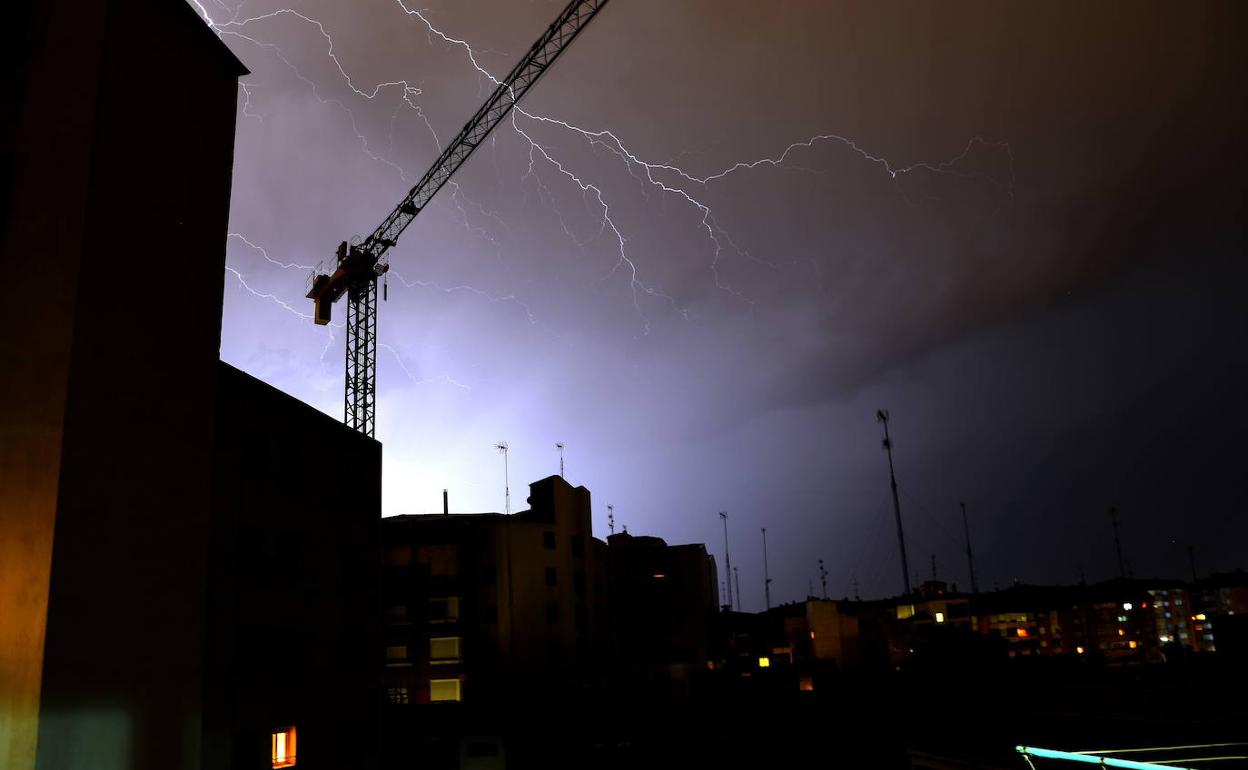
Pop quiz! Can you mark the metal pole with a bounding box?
[719,512,733,611]
[877,410,911,595]
[961,501,979,593]
[1111,507,1125,578]
[495,442,510,514]
[761,528,772,611]
[556,442,565,478]
[734,567,742,613]
[819,559,828,599]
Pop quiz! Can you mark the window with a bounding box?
[272,727,297,768]
[430,636,461,663]
[386,685,410,704]
[386,645,408,661]
[543,531,556,549]
[546,603,559,623]
[429,678,461,702]
[429,597,460,623]
[386,605,409,622]
[545,567,557,587]
[934,612,945,624]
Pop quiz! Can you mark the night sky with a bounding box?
[197,0,1246,604]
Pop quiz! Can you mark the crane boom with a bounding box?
[307,0,611,437]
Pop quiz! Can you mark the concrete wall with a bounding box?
[207,364,382,770]
[3,2,244,769]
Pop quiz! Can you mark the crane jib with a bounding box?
[305,0,611,437]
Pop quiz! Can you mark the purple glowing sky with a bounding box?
[199,0,1246,603]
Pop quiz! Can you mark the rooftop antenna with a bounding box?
[443,488,449,516]
[1110,506,1126,578]
[961,501,979,593]
[819,559,828,599]
[607,504,615,535]
[761,528,772,611]
[555,441,565,478]
[852,575,861,601]
[734,567,742,612]
[877,410,912,595]
[718,512,733,611]
[494,442,510,514]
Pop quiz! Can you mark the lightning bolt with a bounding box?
[198,1,1014,372]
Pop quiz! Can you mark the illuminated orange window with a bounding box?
[1016,628,1029,638]
[272,727,297,768]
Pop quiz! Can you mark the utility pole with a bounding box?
[734,567,742,613]
[761,528,772,611]
[877,410,912,595]
[555,442,565,478]
[1188,545,1198,583]
[819,559,828,599]
[961,501,979,593]
[1110,507,1126,578]
[607,504,615,535]
[719,512,733,611]
[495,442,510,514]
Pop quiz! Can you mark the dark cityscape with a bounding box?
[3,1,1246,769]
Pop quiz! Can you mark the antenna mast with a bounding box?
[555,442,565,478]
[607,504,614,535]
[494,442,510,514]
[719,512,733,611]
[877,410,912,595]
[761,527,772,610]
[961,501,979,593]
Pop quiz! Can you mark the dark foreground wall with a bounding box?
[207,363,382,770]
[2,1,244,768]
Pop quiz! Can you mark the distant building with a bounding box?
[380,475,603,707]
[604,531,718,695]
[1,3,381,768]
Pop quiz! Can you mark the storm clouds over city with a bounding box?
[209,0,1246,601]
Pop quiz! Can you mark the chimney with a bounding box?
[443,489,449,516]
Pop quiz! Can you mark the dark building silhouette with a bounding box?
[380,475,603,708]
[1,2,381,769]
[604,531,718,696]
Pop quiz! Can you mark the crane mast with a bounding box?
[307,0,611,436]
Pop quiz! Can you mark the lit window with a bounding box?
[1118,629,1125,637]
[1076,646,1085,654]
[896,605,915,620]
[1195,613,1207,621]
[798,676,814,692]
[935,612,945,624]
[1128,641,1138,649]
[272,727,297,768]
[809,631,816,640]
[430,636,461,663]
[1122,602,1133,611]
[430,678,461,702]
[1016,628,1029,638]
[758,657,770,668]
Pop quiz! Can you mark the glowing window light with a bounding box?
[430,678,462,702]
[935,612,945,623]
[1123,602,1133,611]
[272,727,297,768]
[1195,613,1207,621]
[1118,628,1126,636]
[758,656,770,668]
[1016,628,1029,638]
[1076,646,1085,654]
[1129,641,1138,649]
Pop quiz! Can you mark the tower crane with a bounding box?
[307,0,611,437]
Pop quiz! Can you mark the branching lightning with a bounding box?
[196,0,1014,393]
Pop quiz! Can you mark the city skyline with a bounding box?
[205,0,1245,602]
